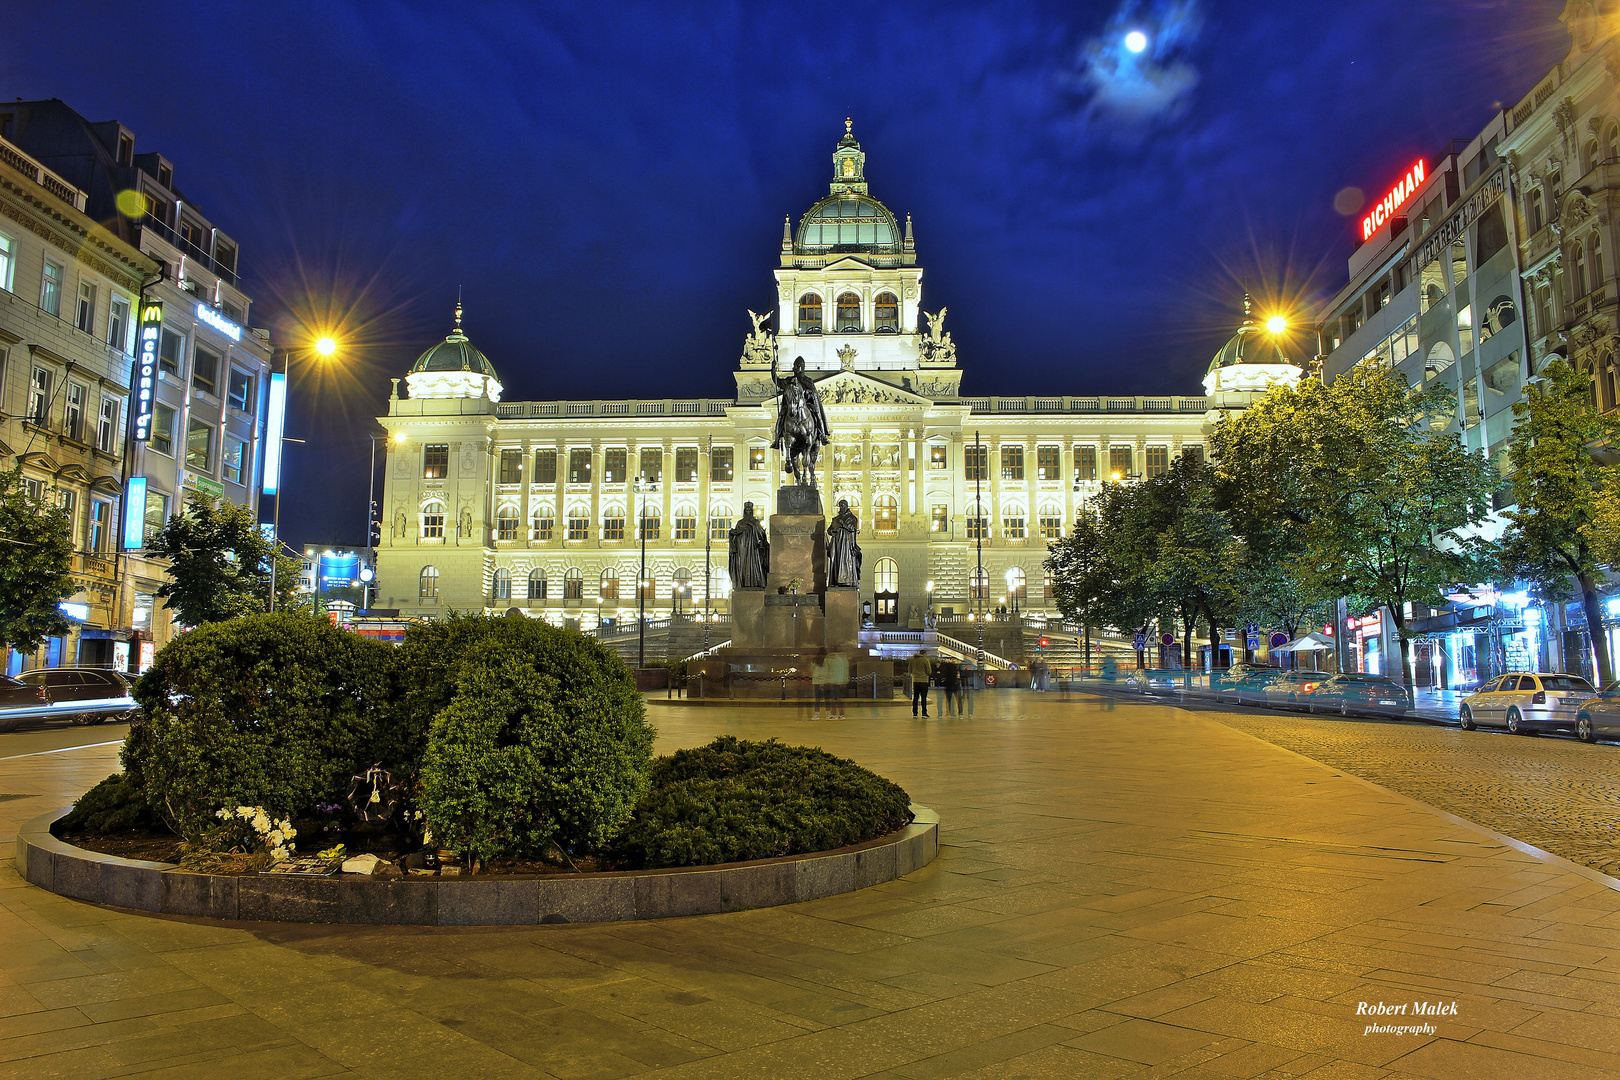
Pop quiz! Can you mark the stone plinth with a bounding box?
[764,594,824,650]
[766,514,825,599]
[824,587,860,652]
[731,589,766,649]
[777,484,823,516]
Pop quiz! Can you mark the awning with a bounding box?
[1274,631,1334,653]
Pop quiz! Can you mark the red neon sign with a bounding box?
[1361,159,1426,241]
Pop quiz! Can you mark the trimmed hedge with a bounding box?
[613,737,912,869]
[55,773,160,834]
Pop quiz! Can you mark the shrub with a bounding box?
[415,616,654,864]
[123,612,398,837]
[612,737,912,869]
[55,773,162,834]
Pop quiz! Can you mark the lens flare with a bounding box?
[115,189,148,218]
[315,336,338,356]
[1266,316,1288,334]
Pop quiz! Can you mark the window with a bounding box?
[567,448,592,484]
[674,507,696,541]
[749,447,766,471]
[1592,233,1605,293]
[499,449,523,484]
[1075,445,1097,483]
[419,566,439,599]
[836,292,861,331]
[603,448,626,484]
[27,366,51,425]
[222,369,252,414]
[423,444,448,479]
[421,501,446,539]
[0,232,13,291]
[1457,304,1474,356]
[40,260,63,315]
[1450,239,1468,292]
[638,573,655,601]
[22,477,42,501]
[862,494,890,533]
[118,134,133,166]
[533,449,557,484]
[710,446,733,481]
[532,506,554,541]
[192,345,219,395]
[710,565,730,601]
[673,567,693,607]
[932,504,948,533]
[108,296,131,352]
[966,502,988,540]
[675,447,698,483]
[143,489,169,542]
[1529,188,1545,233]
[970,567,989,601]
[602,508,626,541]
[798,293,823,332]
[1039,504,1064,540]
[874,292,899,333]
[1002,505,1026,540]
[529,569,547,600]
[1006,567,1027,604]
[930,445,947,469]
[60,489,77,541]
[63,382,86,441]
[600,568,618,600]
[964,445,987,482]
[1108,446,1133,480]
[186,420,213,471]
[150,402,176,454]
[222,436,246,484]
[1034,445,1061,480]
[709,508,731,540]
[158,329,184,375]
[1145,446,1169,478]
[492,568,511,601]
[562,568,583,600]
[75,280,96,333]
[1182,444,1205,467]
[639,447,662,482]
[566,505,590,541]
[496,504,520,541]
[89,499,111,553]
[640,507,661,541]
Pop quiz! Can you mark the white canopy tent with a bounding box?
[1273,631,1335,653]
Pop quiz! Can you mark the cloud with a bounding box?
[1060,0,1204,138]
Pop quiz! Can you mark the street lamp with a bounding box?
[268,332,340,612]
[1265,315,1288,335]
[635,476,659,670]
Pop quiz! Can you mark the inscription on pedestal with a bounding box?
[777,485,823,517]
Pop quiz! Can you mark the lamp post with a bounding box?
[267,334,337,612]
[635,476,659,669]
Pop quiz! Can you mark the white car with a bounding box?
[1459,672,1598,735]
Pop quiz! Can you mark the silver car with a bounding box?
[1459,672,1598,735]
[1573,682,1620,743]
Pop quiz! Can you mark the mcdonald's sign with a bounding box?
[132,301,163,442]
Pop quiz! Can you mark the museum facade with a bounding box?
[372,125,1217,627]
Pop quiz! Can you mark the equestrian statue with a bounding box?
[771,355,831,487]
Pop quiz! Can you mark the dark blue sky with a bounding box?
[5,1,1569,548]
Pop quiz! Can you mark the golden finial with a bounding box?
[455,287,463,331]
[845,116,853,135]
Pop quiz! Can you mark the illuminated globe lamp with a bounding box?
[403,301,503,403]
[1202,293,1304,412]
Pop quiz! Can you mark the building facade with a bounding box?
[374,127,1210,628]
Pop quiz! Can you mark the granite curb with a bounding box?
[15,804,938,926]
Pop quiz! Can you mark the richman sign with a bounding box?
[1362,159,1426,241]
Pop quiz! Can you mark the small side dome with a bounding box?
[404,302,504,402]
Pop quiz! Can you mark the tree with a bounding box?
[0,467,74,656]
[1499,360,1620,686]
[146,494,299,626]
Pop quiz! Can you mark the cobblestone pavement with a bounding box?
[1206,707,1620,879]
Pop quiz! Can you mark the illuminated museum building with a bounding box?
[374,126,1219,624]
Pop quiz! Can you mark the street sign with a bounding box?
[1270,631,1289,649]
[1247,634,1260,651]
[1161,633,1175,647]
[1244,623,1258,635]
[1132,633,1147,651]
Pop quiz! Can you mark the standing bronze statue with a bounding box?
[727,501,770,589]
[827,498,862,588]
[771,356,831,487]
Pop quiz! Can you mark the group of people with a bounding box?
[809,652,851,720]
[907,651,976,718]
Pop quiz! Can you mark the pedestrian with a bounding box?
[810,657,831,719]
[909,650,934,717]
[939,658,962,716]
[825,651,849,719]
[961,658,977,716]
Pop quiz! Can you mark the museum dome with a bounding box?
[796,194,902,251]
[1206,295,1302,375]
[403,303,504,403]
[408,303,500,379]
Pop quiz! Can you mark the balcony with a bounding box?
[139,214,238,286]
[0,137,87,212]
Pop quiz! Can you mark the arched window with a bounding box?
[1001,503,1027,541]
[708,505,732,541]
[496,504,520,542]
[1606,123,1620,165]
[532,505,554,542]
[673,567,693,609]
[1606,364,1619,410]
[709,565,730,601]
[1587,139,1602,174]
[528,568,547,600]
[566,504,590,541]
[674,505,697,541]
[965,501,988,541]
[600,567,618,600]
[1005,567,1027,605]
[492,567,511,600]
[874,494,897,534]
[420,500,445,540]
[602,505,625,542]
[639,505,660,541]
[1574,243,1589,297]
[638,572,656,601]
[1039,502,1064,541]
[836,292,861,332]
[1425,341,1455,380]
[969,567,988,601]
[419,565,439,599]
[563,567,583,600]
[1592,233,1605,293]
[798,293,823,333]
[874,557,898,592]
[874,292,899,333]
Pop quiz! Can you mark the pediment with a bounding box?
[55,463,93,484]
[822,255,878,273]
[90,475,123,494]
[18,452,61,472]
[812,370,932,406]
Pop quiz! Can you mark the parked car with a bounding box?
[1573,681,1620,743]
[1258,670,1333,711]
[1211,663,1281,704]
[11,668,136,726]
[1458,672,1598,734]
[0,674,49,729]
[1307,674,1413,716]
[1124,669,1184,695]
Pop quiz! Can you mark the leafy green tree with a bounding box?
[145,494,298,626]
[1499,360,1620,686]
[0,467,74,656]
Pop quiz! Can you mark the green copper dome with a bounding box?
[1206,295,1300,376]
[407,304,499,379]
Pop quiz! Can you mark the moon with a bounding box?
[1124,30,1148,53]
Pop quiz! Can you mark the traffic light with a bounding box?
[1037,637,1049,650]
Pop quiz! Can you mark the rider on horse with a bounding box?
[771,356,831,486]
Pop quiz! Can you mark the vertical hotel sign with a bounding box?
[132,301,163,441]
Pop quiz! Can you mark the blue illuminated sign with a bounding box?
[132,302,162,442]
[123,477,147,550]
[263,372,287,496]
[195,302,242,341]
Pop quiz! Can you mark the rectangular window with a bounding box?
[603,448,626,484]
[674,512,696,540]
[60,489,77,540]
[222,436,246,484]
[1002,509,1026,540]
[143,489,169,542]
[150,402,176,455]
[497,512,519,542]
[710,446,733,481]
[603,513,625,541]
[28,366,52,425]
[930,445,947,469]
[75,280,96,333]
[567,448,592,484]
[90,499,111,553]
[1039,509,1064,540]
[192,346,220,395]
[1182,444,1205,467]
[1037,445,1061,480]
[98,397,118,452]
[421,506,445,539]
[108,296,132,352]
[1000,445,1024,481]
[1145,446,1169,478]
[1075,446,1097,483]
[499,449,523,484]
[749,447,766,471]
[158,329,184,375]
[22,477,42,501]
[567,509,589,541]
[640,511,661,541]
[0,232,13,291]
[40,260,63,315]
[63,382,86,441]
[423,444,448,479]
[964,445,987,481]
[675,447,698,483]
[186,419,214,471]
[709,513,729,540]
[532,511,553,541]
[966,511,988,541]
[600,574,618,601]
[932,504,948,533]
[227,368,254,412]
[1108,445,1133,480]
[639,447,662,482]
[533,449,556,484]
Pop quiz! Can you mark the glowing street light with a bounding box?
[268,332,341,611]
[315,335,337,357]
[1265,315,1288,334]
[1124,30,1148,53]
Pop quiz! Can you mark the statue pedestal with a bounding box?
[824,587,860,652]
[777,484,822,517]
[765,512,825,599]
[764,593,824,649]
[731,589,766,649]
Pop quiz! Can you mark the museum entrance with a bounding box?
[874,557,899,624]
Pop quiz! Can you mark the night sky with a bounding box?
[4,1,1570,550]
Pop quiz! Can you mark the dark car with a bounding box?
[1575,682,1620,743]
[14,668,136,725]
[1308,674,1413,716]
[0,674,48,718]
[1212,663,1282,704]
[1258,670,1334,710]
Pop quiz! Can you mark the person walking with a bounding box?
[810,657,831,720]
[939,658,962,717]
[961,658,977,716]
[825,651,849,719]
[909,650,934,718]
